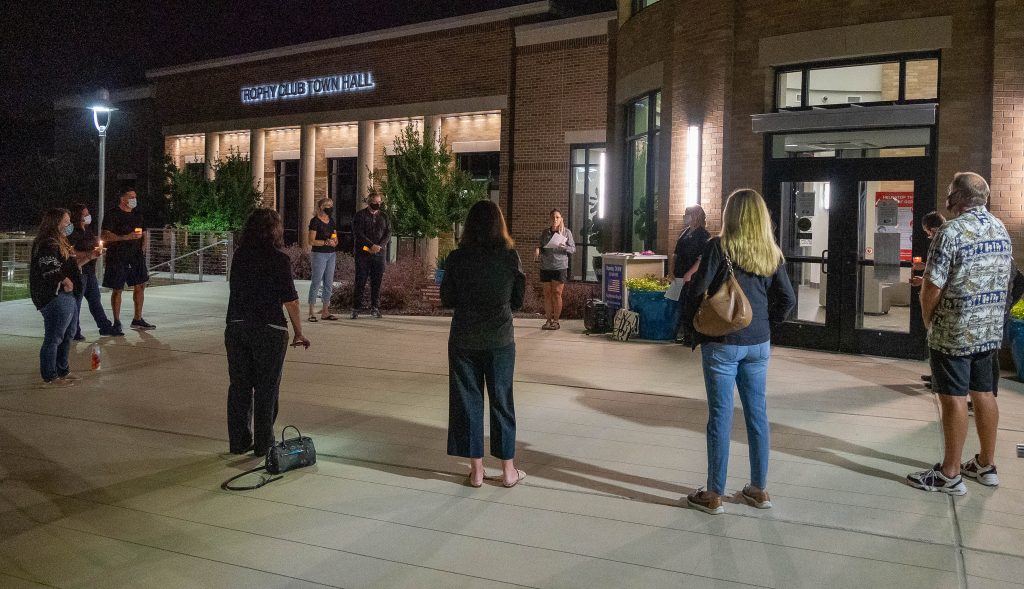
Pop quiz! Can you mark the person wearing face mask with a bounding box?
[307,198,339,322]
[351,191,391,319]
[102,188,155,331]
[69,203,119,339]
[29,208,99,386]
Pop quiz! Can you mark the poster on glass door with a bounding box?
[875,191,913,262]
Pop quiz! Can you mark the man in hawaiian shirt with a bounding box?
[908,172,1011,495]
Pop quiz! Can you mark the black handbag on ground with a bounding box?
[222,425,317,491]
[584,298,611,334]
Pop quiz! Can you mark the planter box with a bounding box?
[628,289,680,341]
[1008,318,1024,381]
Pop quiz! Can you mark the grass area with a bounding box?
[0,284,30,302]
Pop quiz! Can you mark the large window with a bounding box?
[328,157,357,253]
[625,91,661,251]
[569,145,605,282]
[456,151,500,192]
[776,54,939,110]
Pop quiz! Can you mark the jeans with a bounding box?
[700,341,772,495]
[75,266,113,337]
[39,292,78,381]
[225,322,289,454]
[308,251,337,306]
[448,343,517,459]
[354,253,385,311]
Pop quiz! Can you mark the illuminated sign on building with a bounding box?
[241,72,376,104]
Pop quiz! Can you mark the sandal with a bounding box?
[321,314,339,321]
[503,469,526,488]
[465,471,484,488]
[307,315,318,323]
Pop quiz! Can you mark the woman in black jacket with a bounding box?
[440,200,527,488]
[29,208,99,385]
[69,203,118,339]
[681,189,796,515]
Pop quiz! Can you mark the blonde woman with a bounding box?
[307,198,338,321]
[681,189,796,515]
[533,209,575,330]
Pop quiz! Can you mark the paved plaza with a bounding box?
[0,281,1021,588]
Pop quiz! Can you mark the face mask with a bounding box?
[128,198,138,209]
[323,207,334,216]
[63,224,74,237]
[83,215,92,225]
[368,202,381,211]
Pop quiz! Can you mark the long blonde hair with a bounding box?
[719,189,784,277]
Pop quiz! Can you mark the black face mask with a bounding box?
[323,208,334,217]
[368,202,381,211]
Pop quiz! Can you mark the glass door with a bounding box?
[764,127,935,359]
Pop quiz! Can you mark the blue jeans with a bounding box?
[700,341,772,495]
[75,266,113,337]
[40,291,78,381]
[448,343,517,459]
[308,252,336,306]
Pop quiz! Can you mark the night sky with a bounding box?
[1,0,615,121]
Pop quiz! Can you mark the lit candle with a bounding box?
[913,256,922,263]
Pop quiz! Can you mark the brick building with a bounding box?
[135,0,1023,357]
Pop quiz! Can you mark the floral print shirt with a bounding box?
[924,206,1012,356]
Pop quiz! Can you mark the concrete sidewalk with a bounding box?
[0,281,1021,588]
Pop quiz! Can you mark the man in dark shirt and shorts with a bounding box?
[351,191,391,319]
[102,188,155,330]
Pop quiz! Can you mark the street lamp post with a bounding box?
[88,89,116,237]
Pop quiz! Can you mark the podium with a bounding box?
[601,253,668,311]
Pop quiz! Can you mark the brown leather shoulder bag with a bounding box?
[692,244,752,337]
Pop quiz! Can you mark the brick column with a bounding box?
[992,0,1024,260]
[300,124,316,249]
[357,120,375,207]
[249,128,266,193]
[203,132,220,180]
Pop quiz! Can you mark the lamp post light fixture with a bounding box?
[88,89,117,235]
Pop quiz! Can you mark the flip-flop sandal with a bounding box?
[465,472,483,488]
[503,469,526,488]
[321,314,339,321]
[307,316,318,323]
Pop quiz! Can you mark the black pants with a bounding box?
[353,252,385,310]
[225,322,289,454]
[447,343,517,459]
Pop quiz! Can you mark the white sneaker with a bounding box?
[961,455,998,486]
[907,464,967,495]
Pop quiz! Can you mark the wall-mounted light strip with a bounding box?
[598,151,606,219]
[685,125,701,206]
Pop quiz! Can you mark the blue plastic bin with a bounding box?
[628,290,680,341]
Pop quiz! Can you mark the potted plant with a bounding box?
[434,250,449,285]
[1007,299,1024,380]
[625,275,678,341]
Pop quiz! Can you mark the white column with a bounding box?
[204,132,220,180]
[424,115,442,149]
[249,128,266,194]
[357,120,375,208]
[300,124,316,249]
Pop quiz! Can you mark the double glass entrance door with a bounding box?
[765,132,936,359]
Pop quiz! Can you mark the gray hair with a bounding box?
[950,172,990,208]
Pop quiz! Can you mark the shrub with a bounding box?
[518,277,600,319]
[330,255,429,311]
[165,150,263,231]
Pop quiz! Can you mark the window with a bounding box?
[275,160,301,246]
[771,127,932,159]
[569,145,605,282]
[775,54,939,110]
[625,91,661,251]
[456,151,500,192]
[632,0,660,14]
[184,162,205,178]
[328,157,357,253]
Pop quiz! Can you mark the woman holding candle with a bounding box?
[307,198,339,322]
[68,203,119,338]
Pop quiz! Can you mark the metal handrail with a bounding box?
[148,239,227,271]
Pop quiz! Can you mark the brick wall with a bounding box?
[992,0,1024,259]
[511,36,610,276]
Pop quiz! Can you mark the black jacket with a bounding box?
[673,226,710,277]
[352,208,391,255]
[682,237,796,346]
[440,246,526,350]
[30,238,82,310]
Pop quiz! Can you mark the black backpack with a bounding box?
[584,299,611,334]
